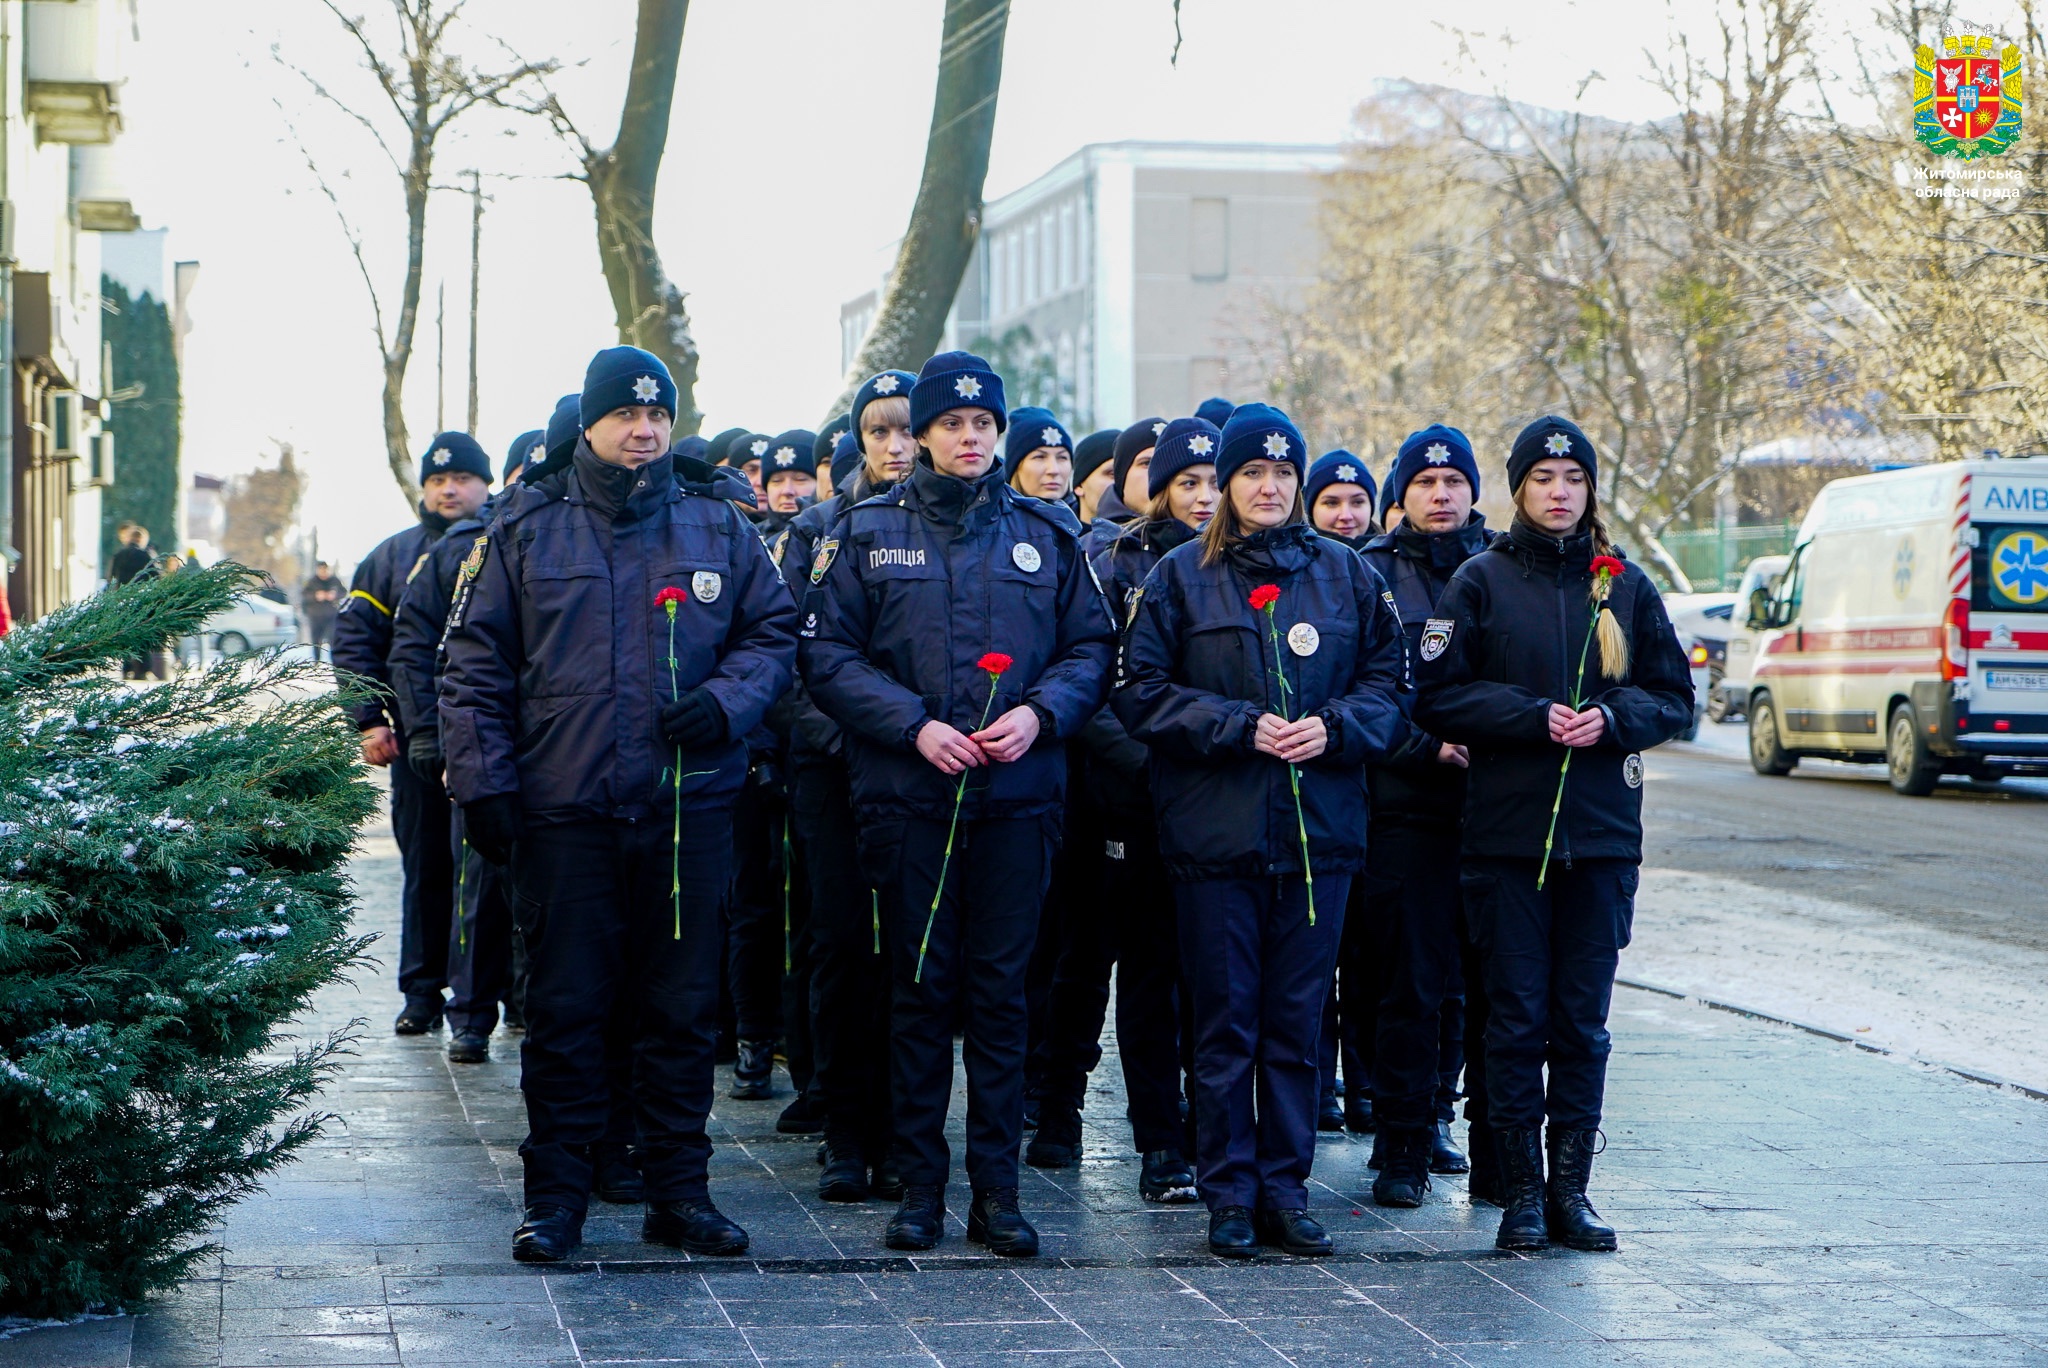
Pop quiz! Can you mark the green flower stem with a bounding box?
[667,604,683,939]
[1536,580,1606,892]
[456,839,469,953]
[915,672,1004,983]
[781,813,794,974]
[1264,604,1316,927]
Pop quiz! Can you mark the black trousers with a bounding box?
[777,804,814,1095]
[1366,819,1468,1130]
[445,804,514,1037]
[389,753,454,1005]
[512,815,730,1212]
[864,814,1053,1191]
[1460,856,1637,1132]
[1177,872,1350,1212]
[726,772,785,1045]
[1320,876,1380,1103]
[794,760,889,1151]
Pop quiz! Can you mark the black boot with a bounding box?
[593,1146,645,1204]
[1493,1127,1549,1251]
[1371,1126,1432,1209]
[776,1090,824,1134]
[1138,1150,1198,1204]
[1255,1207,1333,1256]
[1466,1120,1502,1206]
[1367,1128,1387,1171]
[1344,1093,1375,1133]
[884,1183,945,1251]
[870,1151,906,1201]
[1317,1088,1345,1132]
[1207,1205,1257,1259]
[1430,1120,1470,1175]
[730,1039,775,1100]
[644,1196,750,1254]
[446,1030,490,1064]
[1024,1098,1081,1169]
[511,1204,582,1263]
[393,996,444,1035]
[966,1187,1039,1257]
[818,1134,870,1203]
[1545,1128,1618,1252]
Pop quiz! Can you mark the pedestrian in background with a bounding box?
[300,560,344,662]
[1414,415,1692,1253]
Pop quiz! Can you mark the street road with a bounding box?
[1626,722,2048,1092]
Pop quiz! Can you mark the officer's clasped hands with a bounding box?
[661,687,730,749]
[970,704,1040,763]
[1547,703,1607,748]
[1252,711,1329,763]
[915,718,985,774]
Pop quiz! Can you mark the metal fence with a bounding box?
[1636,524,1799,591]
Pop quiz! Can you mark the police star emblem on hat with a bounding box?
[1189,434,1215,456]
[1425,443,1450,464]
[1041,426,1064,447]
[773,446,797,467]
[431,448,451,467]
[873,374,901,394]
[750,438,770,457]
[1263,432,1291,458]
[955,375,983,399]
[1337,464,1359,482]
[1544,432,1573,455]
[1152,421,1167,437]
[632,375,660,403]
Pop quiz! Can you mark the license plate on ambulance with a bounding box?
[1984,670,2048,691]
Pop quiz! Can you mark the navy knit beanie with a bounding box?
[1215,403,1306,488]
[763,429,819,479]
[909,351,1006,437]
[1305,449,1376,512]
[731,433,772,468]
[503,429,544,482]
[1385,423,1480,511]
[671,434,711,464]
[1507,415,1596,492]
[1073,429,1117,484]
[1005,407,1072,464]
[815,417,848,471]
[1147,417,1223,499]
[829,430,861,486]
[580,345,677,428]
[705,426,750,467]
[1112,417,1168,496]
[1194,396,1235,427]
[851,370,918,434]
[420,431,492,486]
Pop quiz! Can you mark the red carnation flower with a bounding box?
[1589,556,1626,579]
[977,652,1013,675]
[655,586,688,607]
[1248,584,1281,611]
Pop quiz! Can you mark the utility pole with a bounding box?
[467,170,483,435]
[435,280,445,434]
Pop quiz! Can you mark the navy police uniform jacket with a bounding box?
[1413,520,1694,863]
[387,500,499,743]
[775,463,896,764]
[798,456,1117,823]
[1357,515,1492,823]
[1081,515,1199,822]
[331,508,451,733]
[439,444,798,824]
[1112,522,1409,882]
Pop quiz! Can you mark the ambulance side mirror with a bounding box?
[1746,588,1771,631]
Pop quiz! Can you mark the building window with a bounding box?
[1040,211,1056,297]
[1190,197,1229,281]
[1060,202,1076,290]
[990,236,1005,319]
[1025,221,1040,306]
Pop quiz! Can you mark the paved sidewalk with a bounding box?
[6,831,2048,1367]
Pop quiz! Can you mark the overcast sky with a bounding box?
[111,0,1937,569]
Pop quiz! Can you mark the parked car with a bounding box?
[1666,592,1736,718]
[1712,555,1790,722]
[178,592,300,663]
[1673,623,1711,743]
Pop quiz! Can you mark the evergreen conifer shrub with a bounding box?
[0,564,377,1316]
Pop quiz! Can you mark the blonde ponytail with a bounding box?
[1585,497,1630,679]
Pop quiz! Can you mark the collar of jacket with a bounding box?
[1505,514,1596,568]
[1385,511,1490,569]
[908,454,1006,536]
[1139,515,1200,555]
[415,504,453,537]
[1092,484,1139,527]
[1226,520,1319,579]
[572,439,675,523]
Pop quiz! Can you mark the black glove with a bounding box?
[660,688,730,749]
[406,731,444,785]
[463,793,520,867]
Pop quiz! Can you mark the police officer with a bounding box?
[1414,415,1692,1253]
[1084,417,1167,555]
[1112,403,1407,1259]
[441,347,797,1264]
[801,351,1115,1257]
[1039,416,1224,1199]
[776,374,917,1201]
[1356,426,1492,1208]
[387,426,541,1063]
[334,431,491,1034]
[1072,429,1118,526]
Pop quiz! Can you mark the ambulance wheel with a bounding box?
[1748,693,1796,776]
[1886,704,1942,797]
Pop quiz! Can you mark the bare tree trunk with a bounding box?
[826,0,1010,421]
[585,0,701,432]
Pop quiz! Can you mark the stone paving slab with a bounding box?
[5,839,2048,1366]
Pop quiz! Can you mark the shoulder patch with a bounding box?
[810,537,840,584]
[405,551,432,585]
[1419,618,1454,662]
[459,534,489,583]
[771,529,791,568]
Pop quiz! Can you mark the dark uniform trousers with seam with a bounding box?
[795,759,889,1151]
[871,815,1053,1192]
[726,771,785,1046]
[1460,856,1636,1131]
[512,815,732,1212]
[444,804,513,1037]
[1365,818,1468,1130]
[389,756,455,1004]
[1176,872,1351,1212]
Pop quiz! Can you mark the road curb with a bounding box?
[1616,976,2048,1104]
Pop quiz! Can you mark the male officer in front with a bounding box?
[440,347,798,1263]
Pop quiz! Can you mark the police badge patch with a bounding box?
[1287,622,1320,657]
[1420,618,1454,661]
[1012,542,1042,573]
[771,530,791,568]
[1623,753,1644,789]
[692,570,722,604]
[810,537,839,584]
[459,534,489,582]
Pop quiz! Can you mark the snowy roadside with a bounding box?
[1625,865,2048,1096]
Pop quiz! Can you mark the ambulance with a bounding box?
[1746,457,2048,794]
